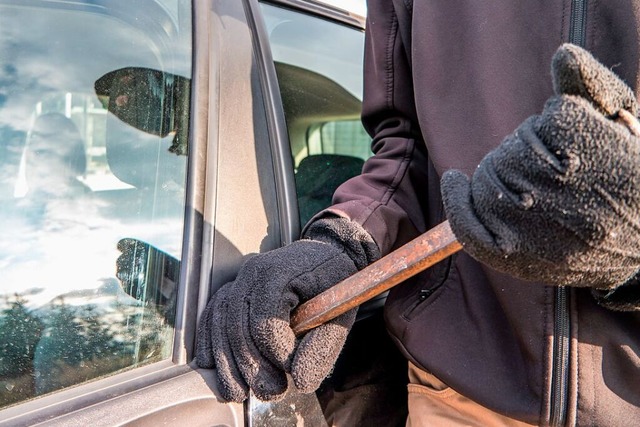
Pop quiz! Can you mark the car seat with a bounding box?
[295,153,364,226]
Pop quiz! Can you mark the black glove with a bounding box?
[115,238,180,323]
[441,43,640,290]
[195,217,379,402]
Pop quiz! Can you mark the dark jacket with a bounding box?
[314,1,640,425]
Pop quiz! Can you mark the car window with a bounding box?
[259,2,371,226]
[0,1,191,408]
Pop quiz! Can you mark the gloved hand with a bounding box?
[195,217,379,402]
[116,238,148,300]
[116,238,180,304]
[441,43,640,290]
[115,238,181,323]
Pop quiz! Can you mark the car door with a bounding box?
[0,1,370,426]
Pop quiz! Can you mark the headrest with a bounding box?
[96,67,188,191]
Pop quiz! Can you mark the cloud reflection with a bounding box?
[0,1,192,403]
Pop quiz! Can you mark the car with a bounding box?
[0,0,408,426]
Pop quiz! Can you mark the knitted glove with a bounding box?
[195,217,379,402]
[441,43,640,290]
[115,238,180,322]
[116,238,149,301]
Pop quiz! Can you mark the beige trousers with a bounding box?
[406,362,535,427]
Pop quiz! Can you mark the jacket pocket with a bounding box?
[402,254,457,320]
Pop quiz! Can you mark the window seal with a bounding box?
[264,0,365,29]
[243,0,301,244]
[170,0,212,365]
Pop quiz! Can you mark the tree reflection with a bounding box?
[0,295,44,406]
[0,293,170,408]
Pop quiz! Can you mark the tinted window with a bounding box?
[0,1,191,408]
[260,3,371,226]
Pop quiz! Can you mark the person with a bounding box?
[197,1,640,425]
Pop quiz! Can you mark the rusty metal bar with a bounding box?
[291,220,462,336]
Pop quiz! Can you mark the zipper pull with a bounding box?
[419,289,434,301]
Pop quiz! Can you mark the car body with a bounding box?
[0,0,376,425]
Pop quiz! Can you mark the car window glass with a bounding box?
[259,3,372,226]
[0,1,191,408]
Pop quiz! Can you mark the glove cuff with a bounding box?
[302,216,380,270]
[591,272,640,312]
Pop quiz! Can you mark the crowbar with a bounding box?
[291,220,462,335]
[290,108,640,337]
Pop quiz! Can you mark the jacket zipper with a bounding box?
[569,0,588,47]
[549,2,587,425]
[404,255,454,318]
[550,286,571,427]
[404,277,445,318]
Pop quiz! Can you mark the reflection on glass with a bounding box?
[25,113,91,200]
[0,1,191,408]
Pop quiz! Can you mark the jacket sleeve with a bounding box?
[303,0,432,256]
